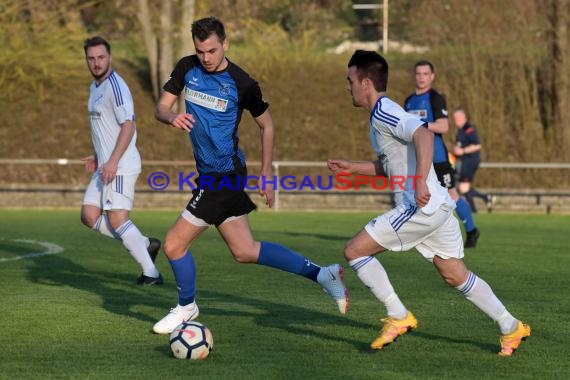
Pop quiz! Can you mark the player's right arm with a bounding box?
[155,91,195,132]
[427,91,448,134]
[327,159,385,176]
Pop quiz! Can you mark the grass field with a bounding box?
[0,210,568,379]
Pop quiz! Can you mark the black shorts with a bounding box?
[458,159,480,182]
[185,174,256,227]
[433,161,456,189]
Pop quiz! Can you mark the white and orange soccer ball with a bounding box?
[169,321,213,360]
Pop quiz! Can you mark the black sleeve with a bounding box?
[430,90,448,120]
[228,62,269,118]
[243,81,269,118]
[163,56,196,96]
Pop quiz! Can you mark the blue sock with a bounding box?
[257,241,320,282]
[456,197,476,232]
[169,251,196,306]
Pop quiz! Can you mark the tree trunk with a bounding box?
[537,0,569,158]
[137,0,159,100]
[159,0,173,96]
[178,0,195,58]
[555,0,569,159]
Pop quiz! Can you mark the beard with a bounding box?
[90,64,110,81]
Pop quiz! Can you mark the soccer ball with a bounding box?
[169,321,214,360]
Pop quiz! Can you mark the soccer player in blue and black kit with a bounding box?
[151,17,348,334]
[404,61,480,248]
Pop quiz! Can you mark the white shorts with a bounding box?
[82,171,138,211]
[365,203,464,261]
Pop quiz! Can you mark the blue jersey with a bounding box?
[164,56,269,175]
[404,89,449,164]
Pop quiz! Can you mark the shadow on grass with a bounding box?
[280,231,353,242]
[412,331,498,353]
[24,253,498,355]
[25,253,172,324]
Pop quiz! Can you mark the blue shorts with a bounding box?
[458,159,480,182]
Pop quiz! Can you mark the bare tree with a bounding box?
[137,0,159,99]
[178,0,195,58]
[536,0,569,155]
[137,0,195,103]
[177,0,195,112]
[159,0,173,92]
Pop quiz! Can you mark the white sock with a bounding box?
[349,256,407,319]
[93,215,150,248]
[93,215,120,239]
[116,220,159,278]
[456,272,519,334]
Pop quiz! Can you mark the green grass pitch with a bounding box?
[0,210,568,379]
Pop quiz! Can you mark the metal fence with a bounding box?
[1,158,570,212]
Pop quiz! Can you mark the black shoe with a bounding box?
[465,228,480,249]
[147,237,161,262]
[136,273,164,285]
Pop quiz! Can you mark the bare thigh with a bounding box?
[217,215,260,263]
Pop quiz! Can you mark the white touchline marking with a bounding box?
[0,239,64,262]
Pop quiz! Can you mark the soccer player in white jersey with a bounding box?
[327,50,530,356]
[81,36,162,285]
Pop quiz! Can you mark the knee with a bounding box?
[458,183,470,195]
[163,236,186,260]
[80,210,98,229]
[230,242,259,264]
[81,214,92,228]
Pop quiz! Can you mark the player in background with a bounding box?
[81,36,162,285]
[328,50,530,356]
[453,108,492,212]
[151,17,348,334]
[404,61,480,248]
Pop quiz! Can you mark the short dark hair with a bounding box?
[84,36,111,54]
[191,16,226,42]
[414,60,434,72]
[347,49,389,92]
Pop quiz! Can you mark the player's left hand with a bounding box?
[414,179,431,207]
[258,175,275,208]
[100,161,118,184]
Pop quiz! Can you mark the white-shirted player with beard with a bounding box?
[327,50,530,356]
[81,36,162,285]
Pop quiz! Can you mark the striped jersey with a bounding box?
[370,96,454,214]
[404,89,449,164]
[87,70,141,175]
[163,55,269,175]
